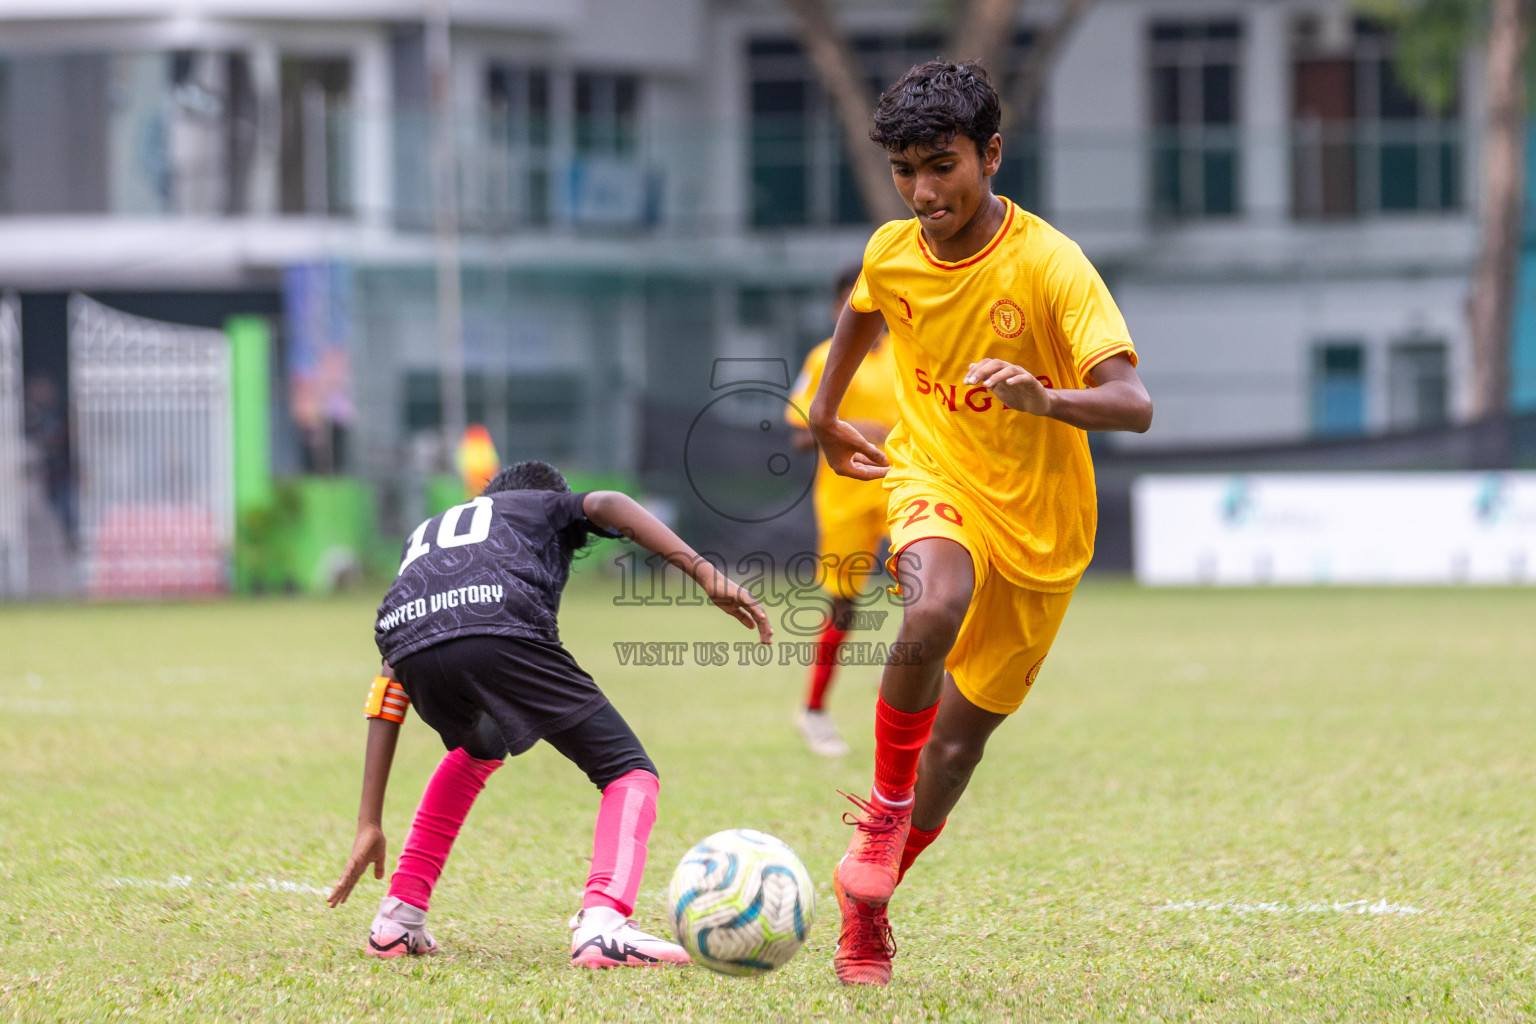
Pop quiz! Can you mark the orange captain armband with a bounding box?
[364,676,410,724]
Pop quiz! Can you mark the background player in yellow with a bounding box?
[807,61,1154,987]
[784,265,899,757]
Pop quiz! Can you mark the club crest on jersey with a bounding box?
[895,294,915,326]
[989,299,1026,339]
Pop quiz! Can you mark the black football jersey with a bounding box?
[375,489,618,663]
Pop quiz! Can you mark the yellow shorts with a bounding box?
[817,503,889,602]
[885,478,1075,715]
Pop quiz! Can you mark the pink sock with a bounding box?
[582,769,659,917]
[388,747,502,911]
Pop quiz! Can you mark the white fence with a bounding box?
[0,293,24,598]
[1134,473,1536,586]
[69,295,233,599]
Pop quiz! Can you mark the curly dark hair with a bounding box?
[482,459,570,495]
[481,459,603,555]
[869,60,1001,157]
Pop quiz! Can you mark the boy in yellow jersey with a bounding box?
[808,62,1153,986]
[784,265,899,757]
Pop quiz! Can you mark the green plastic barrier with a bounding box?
[564,474,637,576]
[227,316,274,592]
[281,477,381,594]
[237,476,384,594]
[425,474,467,517]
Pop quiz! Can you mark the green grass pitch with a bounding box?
[1,578,1533,1022]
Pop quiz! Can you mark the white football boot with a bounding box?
[366,896,440,958]
[568,906,690,968]
[795,707,851,757]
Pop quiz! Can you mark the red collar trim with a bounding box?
[916,200,1014,271]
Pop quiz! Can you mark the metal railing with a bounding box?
[1291,117,1462,219]
[69,295,233,599]
[0,110,1472,231]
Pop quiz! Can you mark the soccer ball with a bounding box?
[666,828,815,976]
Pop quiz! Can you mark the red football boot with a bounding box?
[834,790,911,905]
[832,873,896,986]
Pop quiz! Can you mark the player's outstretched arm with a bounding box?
[583,491,773,643]
[328,668,401,908]
[809,303,890,480]
[966,352,1153,433]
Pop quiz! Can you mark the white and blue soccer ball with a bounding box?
[666,828,815,976]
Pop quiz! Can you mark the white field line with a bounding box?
[1155,898,1424,916]
[110,875,331,897]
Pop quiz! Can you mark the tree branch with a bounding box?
[781,0,910,224]
[949,0,1025,83]
[778,0,1097,223]
[1001,0,1095,135]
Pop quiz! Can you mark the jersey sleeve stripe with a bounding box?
[1076,341,1137,379]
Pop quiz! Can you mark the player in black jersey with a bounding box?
[328,460,771,968]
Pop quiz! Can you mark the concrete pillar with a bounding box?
[356,31,393,230]
[1242,2,1290,225]
[249,41,280,217]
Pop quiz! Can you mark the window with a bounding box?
[1387,339,1447,429]
[750,57,810,227]
[1311,341,1366,436]
[485,65,552,228]
[1292,19,1460,218]
[570,71,651,228]
[1149,20,1242,219]
[280,57,353,215]
[0,50,256,217]
[575,72,639,157]
[747,33,1041,228]
[0,54,112,214]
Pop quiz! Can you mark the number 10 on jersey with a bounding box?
[399,497,494,574]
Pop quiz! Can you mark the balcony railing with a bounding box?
[1292,118,1461,219]
[391,112,663,234]
[0,111,1470,233]
[1150,125,1242,219]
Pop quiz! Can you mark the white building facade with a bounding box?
[0,0,1483,498]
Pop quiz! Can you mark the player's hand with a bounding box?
[708,576,774,644]
[810,417,889,480]
[327,822,386,908]
[965,358,1052,416]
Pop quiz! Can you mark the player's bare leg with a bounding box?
[913,673,1008,830]
[835,538,972,986]
[797,596,855,756]
[880,539,974,713]
[839,538,972,896]
[893,673,1008,881]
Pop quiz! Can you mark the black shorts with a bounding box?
[394,634,609,758]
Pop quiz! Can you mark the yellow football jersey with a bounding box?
[849,198,1136,591]
[785,334,899,523]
